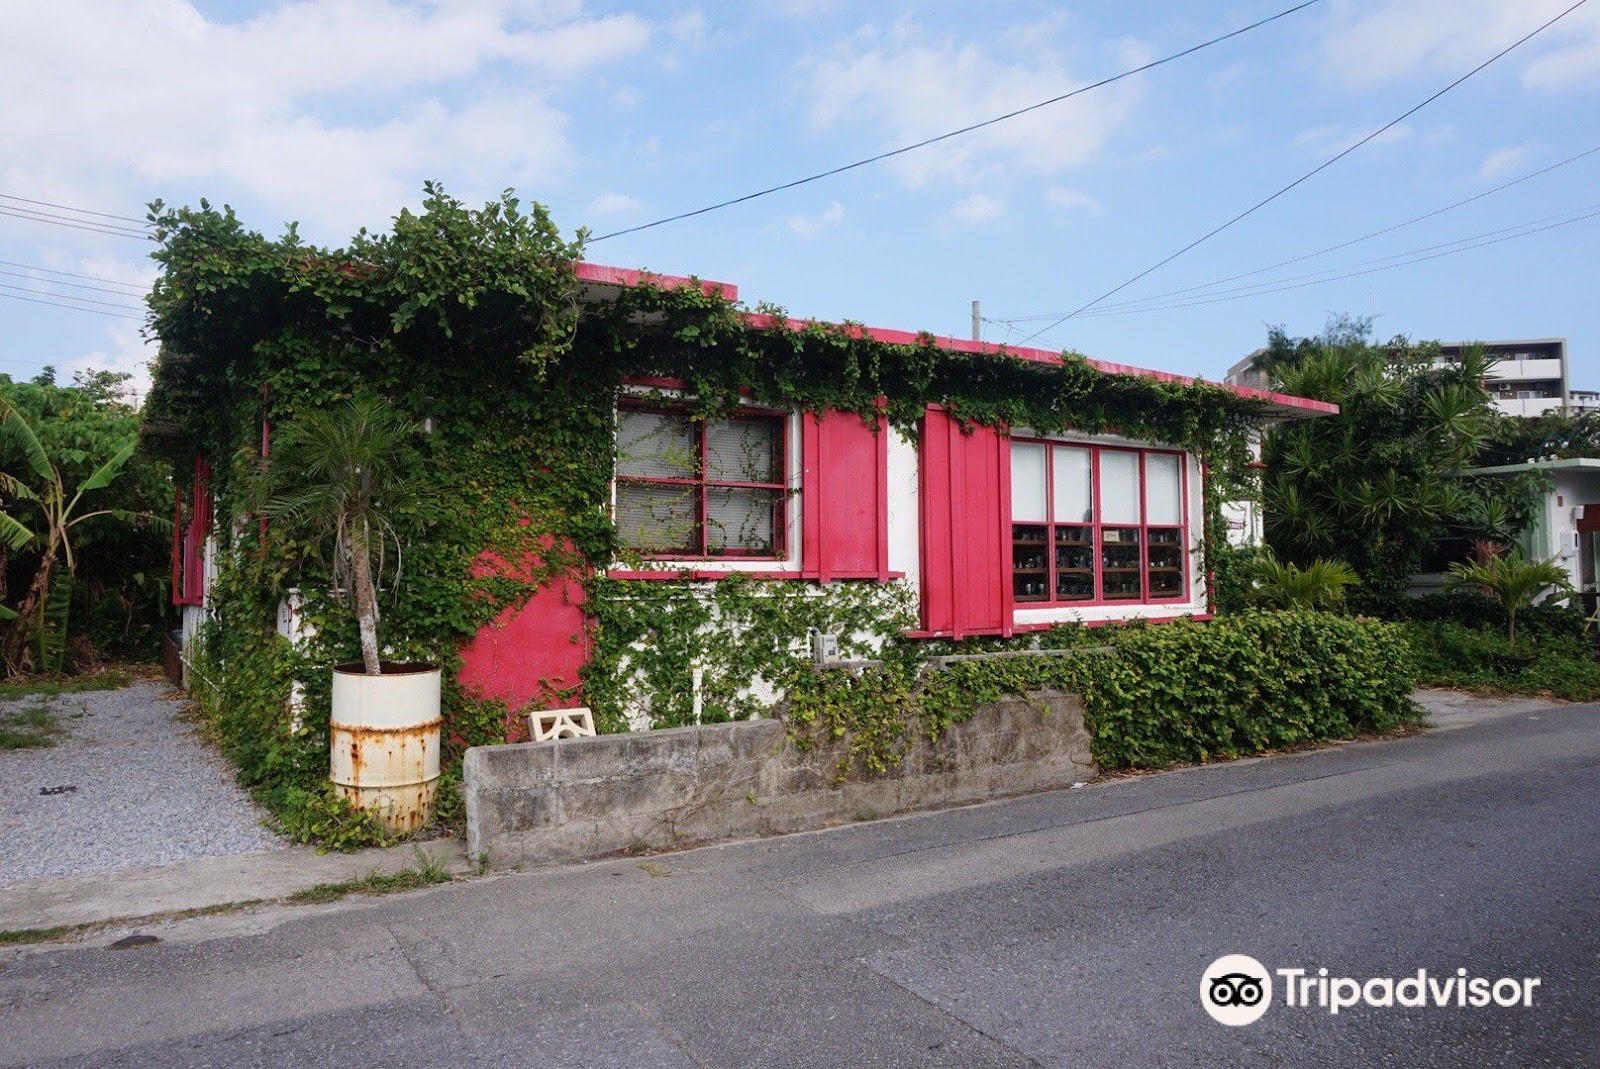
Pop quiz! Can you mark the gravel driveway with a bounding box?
[0,680,284,888]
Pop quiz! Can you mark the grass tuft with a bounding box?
[287,849,453,905]
[0,703,63,750]
[0,669,134,701]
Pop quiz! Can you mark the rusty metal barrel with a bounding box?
[329,662,441,834]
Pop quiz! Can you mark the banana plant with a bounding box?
[0,396,149,674]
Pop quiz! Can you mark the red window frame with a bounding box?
[1008,440,1189,607]
[614,404,789,560]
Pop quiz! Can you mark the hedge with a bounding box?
[1082,611,1419,769]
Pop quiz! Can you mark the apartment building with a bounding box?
[1225,338,1585,417]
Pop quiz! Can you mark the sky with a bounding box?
[1,0,1597,403]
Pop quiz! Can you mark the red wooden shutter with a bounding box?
[802,409,890,581]
[174,455,211,607]
[919,407,1010,637]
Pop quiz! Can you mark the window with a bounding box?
[615,406,787,557]
[1009,442,1186,605]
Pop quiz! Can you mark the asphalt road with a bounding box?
[2,697,1596,1068]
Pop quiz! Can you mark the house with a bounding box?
[1463,458,1600,596]
[160,259,1336,729]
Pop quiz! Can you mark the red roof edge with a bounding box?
[574,260,1337,418]
[575,261,737,302]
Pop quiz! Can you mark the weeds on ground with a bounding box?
[0,668,136,701]
[286,849,453,905]
[0,924,78,946]
[0,703,63,749]
[0,901,267,948]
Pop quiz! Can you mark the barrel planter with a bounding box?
[329,662,441,834]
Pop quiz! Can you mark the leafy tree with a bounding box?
[1479,409,1600,467]
[1443,553,1572,646]
[1245,550,1360,611]
[1259,319,1539,614]
[259,396,431,675]
[0,392,153,673]
[0,373,172,666]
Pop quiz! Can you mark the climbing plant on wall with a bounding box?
[144,185,1275,842]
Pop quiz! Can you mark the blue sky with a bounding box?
[2,0,1597,400]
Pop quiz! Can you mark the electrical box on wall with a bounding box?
[812,631,840,664]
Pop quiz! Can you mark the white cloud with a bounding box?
[587,193,643,218]
[1044,187,1102,217]
[1321,0,1600,92]
[670,7,710,49]
[0,0,653,239]
[758,0,843,18]
[68,322,156,405]
[1209,62,1246,91]
[949,191,1004,226]
[1291,121,1415,157]
[797,18,1145,189]
[786,201,845,236]
[1480,142,1538,179]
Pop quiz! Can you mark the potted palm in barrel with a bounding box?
[262,395,438,833]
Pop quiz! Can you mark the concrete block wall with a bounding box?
[464,690,1095,866]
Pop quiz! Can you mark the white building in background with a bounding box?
[1226,338,1589,419]
[1434,339,1569,417]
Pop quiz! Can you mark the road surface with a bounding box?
[2,696,1595,1067]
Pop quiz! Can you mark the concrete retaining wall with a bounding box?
[464,690,1094,866]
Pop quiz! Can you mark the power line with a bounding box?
[0,268,147,299]
[586,0,1327,243]
[997,142,1600,322]
[1012,0,1591,345]
[0,206,153,240]
[0,192,149,226]
[0,203,151,238]
[0,290,145,321]
[0,259,148,292]
[1005,201,1600,320]
[0,281,144,312]
[1012,206,1600,334]
[1070,207,1600,319]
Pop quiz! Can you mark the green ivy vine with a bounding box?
[142,185,1288,842]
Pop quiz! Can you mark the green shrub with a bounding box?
[1082,611,1418,769]
[1402,619,1600,701]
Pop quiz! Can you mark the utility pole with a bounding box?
[972,300,980,343]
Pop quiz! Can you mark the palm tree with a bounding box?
[1245,550,1361,611]
[1443,553,1573,647]
[261,396,429,675]
[0,397,146,673]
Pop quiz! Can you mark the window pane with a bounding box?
[1053,526,1093,601]
[1052,446,1093,523]
[1012,524,1049,601]
[1146,453,1182,526]
[1102,527,1142,599]
[1011,443,1047,521]
[617,482,697,553]
[706,417,780,484]
[1100,450,1141,525]
[706,487,779,553]
[616,410,696,479]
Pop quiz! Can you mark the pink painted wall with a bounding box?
[458,542,588,737]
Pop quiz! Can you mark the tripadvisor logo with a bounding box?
[1201,955,1273,1026]
[1201,955,1543,1025]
